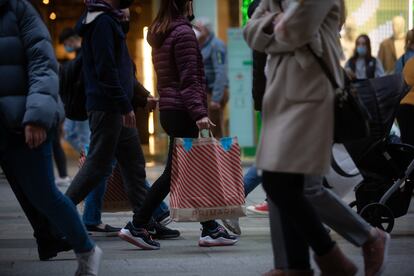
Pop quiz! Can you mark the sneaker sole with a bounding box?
[88,231,120,238]
[246,206,269,216]
[118,229,160,250]
[375,232,391,276]
[198,236,239,247]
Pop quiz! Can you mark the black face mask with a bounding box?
[121,21,130,34]
[187,14,195,22]
[119,0,134,9]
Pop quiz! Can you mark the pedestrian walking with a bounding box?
[0,0,102,274]
[244,0,359,274]
[194,17,229,138]
[396,29,414,146]
[119,0,238,249]
[64,0,178,249]
[345,34,385,81]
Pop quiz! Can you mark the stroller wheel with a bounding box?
[360,203,395,233]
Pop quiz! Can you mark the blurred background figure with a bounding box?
[396,29,414,147]
[378,16,406,74]
[194,17,229,138]
[345,34,385,81]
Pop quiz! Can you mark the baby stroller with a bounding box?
[343,74,414,233]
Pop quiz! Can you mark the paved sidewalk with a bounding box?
[0,166,414,276]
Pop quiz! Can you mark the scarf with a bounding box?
[84,0,123,20]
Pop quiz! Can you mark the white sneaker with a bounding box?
[222,218,241,236]
[75,245,103,276]
[56,176,72,187]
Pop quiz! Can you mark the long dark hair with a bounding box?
[351,34,373,61]
[150,0,190,34]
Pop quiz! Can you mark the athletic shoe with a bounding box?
[199,225,239,247]
[55,176,72,187]
[118,222,160,250]
[247,201,269,215]
[86,224,121,237]
[156,211,173,226]
[146,221,180,240]
[363,228,391,276]
[37,237,73,261]
[75,245,103,276]
[222,218,241,235]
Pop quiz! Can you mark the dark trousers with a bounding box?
[133,110,216,229]
[66,111,147,214]
[52,125,68,178]
[262,171,335,270]
[397,104,414,146]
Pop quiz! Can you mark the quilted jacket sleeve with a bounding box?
[173,26,208,121]
[18,0,62,129]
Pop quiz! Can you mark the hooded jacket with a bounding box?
[77,12,134,114]
[0,0,63,131]
[147,17,208,121]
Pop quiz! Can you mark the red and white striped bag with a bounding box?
[170,136,246,222]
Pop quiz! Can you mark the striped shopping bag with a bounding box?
[170,136,246,222]
[79,152,130,212]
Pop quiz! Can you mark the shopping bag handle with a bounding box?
[198,129,215,139]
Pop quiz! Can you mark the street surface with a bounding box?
[0,164,413,276]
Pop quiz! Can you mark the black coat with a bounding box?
[0,0,63,130]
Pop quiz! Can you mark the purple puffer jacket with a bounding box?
[147,17,208,121]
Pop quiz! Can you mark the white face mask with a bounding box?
[193,27,202,40]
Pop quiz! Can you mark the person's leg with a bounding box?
[147,179,171,221]
[244,166,263,196]
[64,119,80,152]
[83,179,107,227]
[52,126,68,178]
[397,104,414,146]
[75,120,91,152]
[262,171,334,269]
[304,175,371,246]
[66,111,122,204]
[132,137,174,226]
[2,140,94,253]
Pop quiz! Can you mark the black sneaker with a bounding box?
[146,221,180,240]
[86,224,121,237]
[199,225,239,247]
[118,222,160,250]
[37,237,73,261]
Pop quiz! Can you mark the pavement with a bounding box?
[0,164,414,276]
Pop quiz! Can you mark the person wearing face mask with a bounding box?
[81,7,176,238]
[345,34,384,81]
[61,0,179,250]
[118,0,238,249]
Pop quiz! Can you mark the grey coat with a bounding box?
[244,0,344,175]
[0,0,64,131]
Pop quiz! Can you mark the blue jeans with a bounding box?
[244,166,263,196]
[83,174,170,225]
[0,134,94,253]
[64,119,90,152]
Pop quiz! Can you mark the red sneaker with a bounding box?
[247,201,269,215]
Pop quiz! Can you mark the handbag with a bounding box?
[307,45,371,143]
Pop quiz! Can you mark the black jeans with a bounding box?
[397,104,414,146]
[262,171,335,270]
[133,110,217,229]
[66,111,147,214]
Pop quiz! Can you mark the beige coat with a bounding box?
[243,0,344,175]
